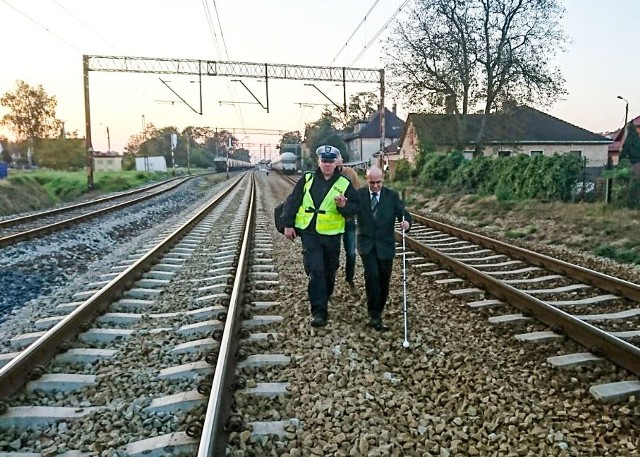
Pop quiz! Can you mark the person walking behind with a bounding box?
[280,145,359,327]
[336,152,361,297]
[356,165,410,332]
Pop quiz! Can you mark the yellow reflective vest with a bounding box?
[295,173,350,235]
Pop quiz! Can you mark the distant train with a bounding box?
[270,152,299,175]
[213,156,253,173]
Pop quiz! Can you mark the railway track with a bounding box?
[2,172,640,455]
[0,176,197,247]
[275,168,640,400]
[274,168,640,398]
[399,213,640,401]
[0,172,295,456]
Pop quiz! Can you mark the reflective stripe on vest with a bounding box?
[295,174,350,235]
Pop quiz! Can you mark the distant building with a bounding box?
[399,105,611,173]
[344,105,405,165]
[135,156,167,172]
[93,151,123,172]
[606,115,640,166]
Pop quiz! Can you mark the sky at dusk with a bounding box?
[0,0,637,162]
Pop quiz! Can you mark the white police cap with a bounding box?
[316,145,340,162]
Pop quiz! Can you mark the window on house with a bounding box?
[530,150,543,157]
[569,150,582,158]
[463,150,474,160]
[498,150,511,157]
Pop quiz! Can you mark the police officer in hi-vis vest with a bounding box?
[281,145,360,327]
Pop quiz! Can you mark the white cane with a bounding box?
[401,215,409,349]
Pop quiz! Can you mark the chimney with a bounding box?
[392,103,397,115]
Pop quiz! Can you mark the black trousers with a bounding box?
[360,250,394,319]
[301,232,341,318]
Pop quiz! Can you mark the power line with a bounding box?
[201,0,222,58]
[203,1,247,137]
[211,0,229,60]
[52,0,117,52]
[330,0,381,66]
[1,0,82,53]
[348,0,410,67]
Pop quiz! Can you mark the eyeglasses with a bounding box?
[368,180,382,184]
[320,159,336,163]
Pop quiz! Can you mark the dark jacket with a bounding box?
[281,168,359,234]
[356,186,411,259]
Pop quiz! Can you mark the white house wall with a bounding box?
[482,143,608,167]
[358,138,396,163]
[94,157,123,172]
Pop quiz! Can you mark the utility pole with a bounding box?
[186,133,191,175]
[170,133,177,176]
[82,55,94,190]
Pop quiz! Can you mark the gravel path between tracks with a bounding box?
[228,173,640,457]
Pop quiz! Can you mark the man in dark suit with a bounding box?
[356,165,411,331]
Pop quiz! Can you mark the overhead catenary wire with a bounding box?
[305,0,408,129]
[201,0,247,135]
[211,0,230,60]
[201,0,222,60]
[329,0,381,66]
[52,0,117,52]
[1,0,151,106]
[1,0,82,53]
[297,0,382,134]
[348,0,410,67]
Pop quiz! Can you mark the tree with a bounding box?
[0,137,10,163]
[620,122,640,164]
[204,129,236,158]
[125,125,242,169]
[0,80,63,141]
[229,147,251,162]
[278,131,302,158]
[344,91,379,129]
[385,0,567,152]
[303,108,347,161]
[125,122,158,155]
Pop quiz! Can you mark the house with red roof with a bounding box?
[607,115,640,166]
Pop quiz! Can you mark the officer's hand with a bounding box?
[400,220,410,232]
[334,194,347,208]
[284,227,297,241]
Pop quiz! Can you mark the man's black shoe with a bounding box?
[367,317,389,332]
[375,321,390,332]
[310,315,328,327]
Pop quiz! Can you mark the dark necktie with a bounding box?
[371,192,378,211]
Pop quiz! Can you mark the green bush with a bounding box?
[594,244,640,265]
[418,151,466,187]
[393,159,413,182]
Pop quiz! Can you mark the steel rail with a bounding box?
[0,177,193,247]
[409,213,640,302]
[0,174,246,398]
[0,177,184,230]
[198,174,256,456]
[398,215,640,376]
